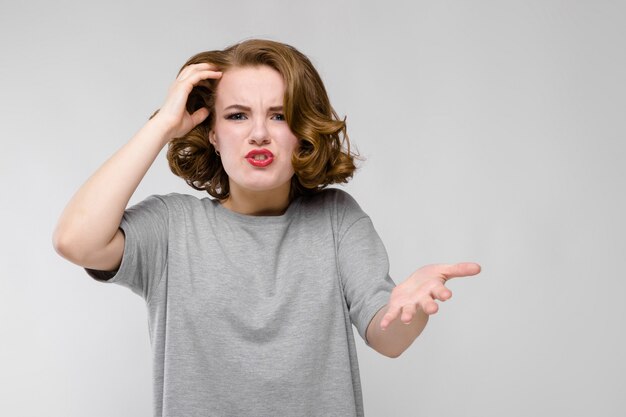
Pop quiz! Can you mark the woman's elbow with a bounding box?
[52,227,82,263]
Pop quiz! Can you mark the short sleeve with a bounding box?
[337,216,396,347]
[85,195,169,301]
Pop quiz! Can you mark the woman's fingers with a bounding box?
[381,296,441,330]
[171,69,222,101]
[166,63,222,110]
[442,262,481,280]
[381,304,402,330]
[177,69,223,86]
[189,107,210,126]
[401,303,418,323]
[435,286,452,301]
[154,63,222,138]
[177,62,220,80]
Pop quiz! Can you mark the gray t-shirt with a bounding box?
[86,188,396,417]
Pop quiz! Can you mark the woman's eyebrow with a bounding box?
[223,104,283,112]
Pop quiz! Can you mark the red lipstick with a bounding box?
[245,149,274,167]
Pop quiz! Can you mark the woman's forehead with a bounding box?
[215,65,285,108]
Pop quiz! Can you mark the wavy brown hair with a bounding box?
[153,39,359,200]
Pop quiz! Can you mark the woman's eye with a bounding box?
[226,113,246,120]
[272,113,286,121]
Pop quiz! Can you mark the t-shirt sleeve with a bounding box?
[337,215,397,347]
[84,195,169,301]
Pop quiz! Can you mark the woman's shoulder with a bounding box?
[159,192,206,203]
[304,187,359,206]
[301,187,367,220]
[132,192,212,214]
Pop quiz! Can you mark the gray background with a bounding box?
[1,0,624,416]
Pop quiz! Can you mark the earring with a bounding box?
[215,149,221,157]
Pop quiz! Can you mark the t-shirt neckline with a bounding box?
[211,196,302,225]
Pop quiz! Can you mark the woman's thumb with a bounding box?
[190,107,210,126]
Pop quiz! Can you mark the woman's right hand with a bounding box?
[152,63,222,143]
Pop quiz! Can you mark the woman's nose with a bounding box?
[249,118,270,145]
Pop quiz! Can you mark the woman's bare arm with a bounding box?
[52,63,222,271]
[53,119,174,271]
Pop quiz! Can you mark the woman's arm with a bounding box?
[53,119,174,271]
[52,63,222,271]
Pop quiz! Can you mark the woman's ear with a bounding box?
[209,130,221,157]
[209,130,216,147]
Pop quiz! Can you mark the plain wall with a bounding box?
[1,0,624,416]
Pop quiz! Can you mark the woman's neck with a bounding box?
[220,181,292,216]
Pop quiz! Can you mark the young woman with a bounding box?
[53,39,480,417]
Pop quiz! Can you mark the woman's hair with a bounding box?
[153,38,359,200]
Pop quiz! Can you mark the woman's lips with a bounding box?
[245,149,274,167]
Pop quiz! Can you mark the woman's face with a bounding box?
[210,65,298,197]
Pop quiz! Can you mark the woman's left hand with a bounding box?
[380,262,482,330]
